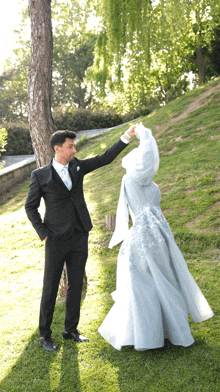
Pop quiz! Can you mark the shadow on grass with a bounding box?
[98,338,220,391]
[0,302,83,392]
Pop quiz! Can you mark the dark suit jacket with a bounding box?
[25,138,128,241]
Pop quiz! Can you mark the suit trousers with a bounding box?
[39,231,89,338]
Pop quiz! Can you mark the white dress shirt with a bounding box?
[52,159,72,191]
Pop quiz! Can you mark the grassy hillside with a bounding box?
[0,77,219,391]
[80,76,220,260]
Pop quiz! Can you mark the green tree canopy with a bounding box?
[0,0,96,122]
[90,0,220,105]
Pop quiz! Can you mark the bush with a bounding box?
[53,107,123,132]
[0,127,8,168]
[2,123,33,155]
[122,106,152,123]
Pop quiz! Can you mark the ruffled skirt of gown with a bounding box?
[98,207,214,350]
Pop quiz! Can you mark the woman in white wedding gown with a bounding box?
[98,123,214,351]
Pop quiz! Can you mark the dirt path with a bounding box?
[155,82,220,136]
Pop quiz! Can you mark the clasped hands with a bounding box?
[124,122,144,140]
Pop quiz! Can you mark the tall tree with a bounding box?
[0,0,95,123]
[209,24,220,76]
[52,33,96,108]
[0,4,31,123]
[28,0,56,167]
[176,0,220,85]
[0,56,29,122]
[52,0,96,109]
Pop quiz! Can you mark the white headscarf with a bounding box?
[109,123,159,248]
[122,122,159,185]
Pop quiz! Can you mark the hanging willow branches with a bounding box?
[95,0,153,75]
[91,0,220,93]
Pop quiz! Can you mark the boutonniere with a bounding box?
[77,166,80,171]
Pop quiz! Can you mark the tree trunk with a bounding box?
[28,0,56,168]
[105,214,116,230]
[195,44,207,86]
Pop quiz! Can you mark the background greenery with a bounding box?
[0,0,220,126]
[1,123,33,156]
[1,107,151,156]
[0,78,219,391]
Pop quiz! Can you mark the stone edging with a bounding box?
[0,156,36,194]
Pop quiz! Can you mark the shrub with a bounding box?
[53,107,123,132]
[0,127,8,169]
[122,106,152,123]
[2,123,33,156]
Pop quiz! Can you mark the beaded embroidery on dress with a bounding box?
[98,123,214,351]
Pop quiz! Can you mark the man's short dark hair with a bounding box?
[50,130,77,152]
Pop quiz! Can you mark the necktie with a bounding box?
[61,166,72,191]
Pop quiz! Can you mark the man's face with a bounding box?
[55,138,77,162]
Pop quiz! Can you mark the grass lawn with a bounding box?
[0,77,220,391]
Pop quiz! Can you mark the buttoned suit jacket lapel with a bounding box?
[42,160,70,195]
[41,159,81,195]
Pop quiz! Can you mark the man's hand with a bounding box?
[44,237,48,243]
[127,124,136,138]
[123,124,137,141]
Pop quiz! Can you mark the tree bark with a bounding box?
[185,43,207,86]
[195,44,207,86]
[28,0,56,168]
[105,214,116,230]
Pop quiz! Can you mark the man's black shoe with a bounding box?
[62,330,89,342]
[40,337,58,352]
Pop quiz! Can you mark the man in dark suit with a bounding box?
[25,127,135,351]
